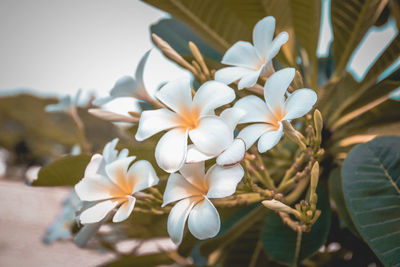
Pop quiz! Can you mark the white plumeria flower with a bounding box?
[93,50,153,106]
[215,16,288,90]
[234,68,317,153]
[135,78,236,173]
[186,107,247,166]
[74,138,159,224]
[162,162,244,245]
[45,89,82,113]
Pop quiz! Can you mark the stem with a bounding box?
[293,227,303,267]
[252,148,276,190]
[249,241,263,267]
[69,108,90,154]
[284,176,310,205]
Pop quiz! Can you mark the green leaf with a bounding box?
[289,0,321,88]
[331,0,388,77]
[151,18,222,61]
[101,252,174,267]
[261,186,331,266]
[341,136,400,266]
[328,168,358,234]
[31,154,91,186]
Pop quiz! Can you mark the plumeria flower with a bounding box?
[93,50,153,106]
[162,161,244,245]
[234,68,317,153]
[215,16,288,90]
[45,89,82,113]
[74,138,159,225]
[135,78,236,173]
[186,107,247,166]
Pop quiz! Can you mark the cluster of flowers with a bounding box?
[73,16,317,245]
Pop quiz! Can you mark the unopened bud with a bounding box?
[189,42,210,79]
[293,70,304,89]
[282,121,307,150]
[262,199,297,215]
[314,109,323,146]
[310,162,319,202]
[88,109,139,123]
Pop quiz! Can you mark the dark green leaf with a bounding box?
[31,154,91,186]
[342,136,400,266]
[261,186,331,266]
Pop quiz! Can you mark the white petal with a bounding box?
[84,154,103,177]
[189,116,233,155]
[88,109,138,123]
[237,123,274,150]
[92,96,114,106]
[75,175,124,201]
[134,50,151,92]
[156,78,192,114]
[128,160,159,193]
[155,128,188,173]
[113,196,136,223]
[105,156,136,193]
[118,148,129,160]
[253,16,276,59]
[110,76,139,97]
[193,81,236,115]
[188,197,220,240]
[238,69,262,90]
[234,95,274,123]
[216,138,246,166]
[220,107,247,131]
[265,31,289,64]
[283,89,318,120]
[264,68,295,116]
[135,109,180,141]
[206,164,244,198]
[74,222,103,246]
[167,196,202,245]
[221,41,262,69]
[79,199,120,224]
[162,173,203,207]
[102,138,119,164]
[258,124,283,153]
[186,145,214,163]
[214,66,253,85]
[179,161,208,191]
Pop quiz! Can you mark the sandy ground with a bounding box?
[0,180,115,267]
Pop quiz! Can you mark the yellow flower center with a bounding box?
[176,106,200,130]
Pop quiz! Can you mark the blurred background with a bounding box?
[0,0,398,266]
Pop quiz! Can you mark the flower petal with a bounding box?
[283,89,318,120]
[234,95,274,124]
[237,123,274,150]
[74,222,103,246]
[264,67,295,116]
[128,160,159,193]
[155,128,188,173]
[265,31,289,64]
[167,196,202,245]
[238,69,262,90]
[156,78,192,114]
[188,197,220,240]
[193,81,236,115]
[221,41,262,69]
[134,50,151,98]
[135,109,180,141]
[179,162,208,191]
[75,175,124,201]
[258,124,283,153]
[79,199,120,224]
[253,16,276,59]
[216,138,246,166]
[102,138,119,164]
[189,116,233,155]
[84,154,103,178]
[162,173,203,207]
[113,196,136,223]
[109,76,138,98]
[220,107,247,131]
[186,145,214,163]
[105,156,136,193]
[206,164,244,198]
[214,66,253,85]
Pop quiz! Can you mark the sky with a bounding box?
[0,0,398,109]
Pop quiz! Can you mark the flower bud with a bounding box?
[313,109,323,146]
[282,121,307,150]
[262,199,299,217]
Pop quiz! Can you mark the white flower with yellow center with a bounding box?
[93,50,153,106]
[74,138,159,224]
[162,162,244,245]
[215,16,288,89]
[135,78,236,173]
[186,107,247,166]
[234,68,317,152]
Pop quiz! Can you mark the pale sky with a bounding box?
[0,0,397,106]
